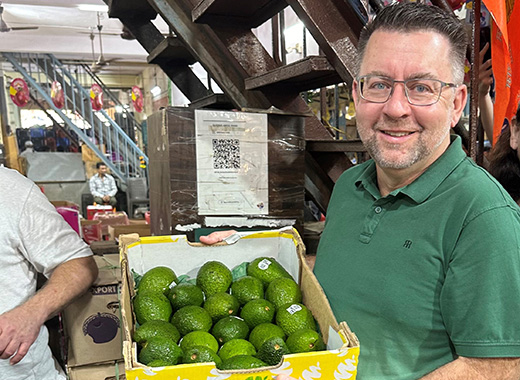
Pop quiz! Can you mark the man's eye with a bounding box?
[409,82,433,93]
[370,81,391,90]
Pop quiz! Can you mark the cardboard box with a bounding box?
[51,201,80,210]
[81,220,103,244]
[64,254,123,367]
[94,211,129,235]
[87,205,114,220]
[56,206,81,237]
[119,228,360,380]
[82,144,106,163]
[67,360,125,380]
[108,224,151,241]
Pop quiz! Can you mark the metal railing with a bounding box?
[3,52,148,184]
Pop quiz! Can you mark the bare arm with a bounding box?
[478,43,494,144]
[0,256,98,364]
[420,356,520,380]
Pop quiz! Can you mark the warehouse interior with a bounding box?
[0,0,493,378]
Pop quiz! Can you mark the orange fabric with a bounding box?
[484,0,520,143]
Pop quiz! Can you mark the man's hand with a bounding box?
[0,303,44,365]
[102,195,110,203]
[0,256,97,366]
[199,230,237,245]
[276,375,297,380]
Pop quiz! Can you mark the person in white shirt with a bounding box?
[0,167,97,379]
[89,162,117,207]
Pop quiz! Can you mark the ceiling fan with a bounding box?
[0,4,39,33]
[89,12,118,73]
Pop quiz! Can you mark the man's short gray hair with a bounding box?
[356,2,467,83]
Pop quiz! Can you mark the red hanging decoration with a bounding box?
[51,80,65,109]
[131,86,144,113]
[90,83,104,111]
[9,78,30,107]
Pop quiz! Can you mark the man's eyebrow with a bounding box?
[405,73,438,80]
[360,72,439,80]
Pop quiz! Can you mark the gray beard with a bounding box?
[360,125,451,169]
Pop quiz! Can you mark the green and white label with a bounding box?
[258,258,272,270]
[286,304,302,314]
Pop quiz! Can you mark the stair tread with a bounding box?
[245,56,342,93]
[192,0,287,28]
[188,94,234,110]
[107,0,157,20]
[147,36,196,65]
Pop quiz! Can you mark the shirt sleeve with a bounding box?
[441,205,520,357]
[89,176,102,198]
[18,184,93,279]
[108,176,117,197]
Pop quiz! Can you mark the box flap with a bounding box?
[93,254,120,285]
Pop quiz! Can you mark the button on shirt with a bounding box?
[89,173,117,198]
[313,136,520,379]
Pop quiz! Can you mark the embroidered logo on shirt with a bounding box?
[403,240,413,249]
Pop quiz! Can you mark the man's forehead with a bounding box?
[360,30,452,73]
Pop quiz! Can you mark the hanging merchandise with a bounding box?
[90,83,104,111]
[131,86,144,113]
[9,78,30,107]
[51,80,65,109]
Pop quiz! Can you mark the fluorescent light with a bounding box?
[150,85,162,97]
[77,4,109,12]
[115,105,123,113]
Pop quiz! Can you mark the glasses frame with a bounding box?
[357,75,459,106]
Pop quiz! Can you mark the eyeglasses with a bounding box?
[357,75,459,106]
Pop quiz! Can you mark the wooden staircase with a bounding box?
[103,0,374,216]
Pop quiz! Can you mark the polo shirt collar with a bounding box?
[355,135,466,203]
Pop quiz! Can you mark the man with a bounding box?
[19,140,35,157]
[0,166,98,379]
[204,3,520,379]
[89,162,117,207]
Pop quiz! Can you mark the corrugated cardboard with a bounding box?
[119,228,360,380]
[51,201,80,210]
[108,223,151,241]
[81,219,103,244]
[67,360,125,380]
[64,254,123,367]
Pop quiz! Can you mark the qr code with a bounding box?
[212,139,240,169]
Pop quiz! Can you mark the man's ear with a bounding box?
[451,84,468,128]
[510,119,519,150]
[352,80,359,105]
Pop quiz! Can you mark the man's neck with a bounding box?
[98,173,105,178]
[376,166,426,197]
[375,136,451,197]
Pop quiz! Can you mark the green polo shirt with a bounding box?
[314,136,520,379]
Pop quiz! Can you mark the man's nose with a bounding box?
[383,83,412,116]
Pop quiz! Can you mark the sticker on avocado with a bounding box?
[258,258,272,270]
[286,304,302,314]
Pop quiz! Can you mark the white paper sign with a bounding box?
[195,110,269,215]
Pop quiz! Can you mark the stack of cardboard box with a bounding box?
[63,254,125,379]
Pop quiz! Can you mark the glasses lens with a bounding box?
[360,76,392,103]
[405,79,442,106]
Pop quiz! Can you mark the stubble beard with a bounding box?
[358,116,452,170]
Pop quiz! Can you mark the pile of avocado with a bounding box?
[132,257,326,370]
